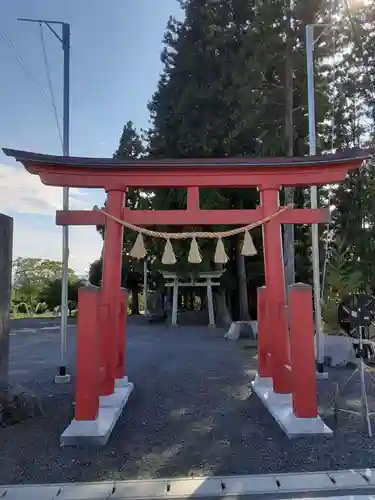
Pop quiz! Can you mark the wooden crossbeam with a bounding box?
[56,207,329,227]
[165,282,221,287]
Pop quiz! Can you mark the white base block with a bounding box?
[316,371,329,380]
[252,374,333,438]
[54,373,71,384]
[60,382,134,446]
[115,376,129,388]
[225,321,258,341]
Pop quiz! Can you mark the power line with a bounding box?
[39,22,63,149]
[0,24,63,122]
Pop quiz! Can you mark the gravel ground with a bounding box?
[1,316,375,485]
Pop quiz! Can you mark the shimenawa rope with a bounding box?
[93,204,291,265]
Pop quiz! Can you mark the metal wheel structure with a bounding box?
[323,293,375,437]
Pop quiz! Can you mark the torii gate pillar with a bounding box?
[100,189,126,395]
[261,186,290,394]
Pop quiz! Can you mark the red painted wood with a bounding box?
[75,286,100,421]
[56,210,106,226]
[257,287,272,378]
[5,148,367,433]
[56,207,329,227]
[187,187,200,210]
[115,289,128,380]
[98,302,109,388]
[100,190,125,396]
[288,284,318,418]
[30,160,360,189]
[261,188,291,394]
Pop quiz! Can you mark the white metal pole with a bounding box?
[143,258,148,316]
[57,23,71,382]
[18,17,72,383]
[306,24,326,377]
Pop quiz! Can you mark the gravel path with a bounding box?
[1,318,375,485]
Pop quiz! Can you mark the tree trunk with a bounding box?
[236,235,251,321]
[131,288,140,315]
[188,291,194,310]
[214,263,232,326]
[183,291,189,310]
[214,291,232,326]
[0,214,13,393]
[283,22,295,293]
[200,289,207,310]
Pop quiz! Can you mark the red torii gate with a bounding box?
[3,147,371,444]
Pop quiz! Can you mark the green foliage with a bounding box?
[95,121,150,308]
[12,257,82,317]
[88,257,142,291]
[142,0,331,292]
[38,278,85,314]
[319,2,375,295]
[128,292,145,315]
[113,120,147,214]
[13,258,76,307]
[114,120,145,160]
[109,0,375,315]
[16,303,29,315]
[35,302,48,315]
[324,243,363,299]
[89,259,102,286]
[322,238,363,333]
[87,256,143,314]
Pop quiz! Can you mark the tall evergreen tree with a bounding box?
[93,121,147,313]
[321,1,375,294]
[114,120,146,209]
[106,0,375,320]
[146,0,334,319]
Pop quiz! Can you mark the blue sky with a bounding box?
[0,0,183,275]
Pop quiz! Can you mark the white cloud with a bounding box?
[13,222,102,276]
[0,164,93,214]
[0,164,102,274]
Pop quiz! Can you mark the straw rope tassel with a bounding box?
[214,237,229,264]
[130,233,147,260]
[188,237,202,264]
[162,239,177,265]
[242,230,257,256]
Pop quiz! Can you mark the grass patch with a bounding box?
[11,312,55,320]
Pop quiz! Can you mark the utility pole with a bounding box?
[19,18,71,383]
[306,24,328,379]
[283,14,295,292]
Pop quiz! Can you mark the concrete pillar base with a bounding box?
[252,374,332,438]
[61,381,134,446]
[115,376,129,388]
[54,373,71,384]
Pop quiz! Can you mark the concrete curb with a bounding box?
[2,469,375,500]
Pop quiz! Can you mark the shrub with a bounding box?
[0,385,43,427]
[17,302,29,315]
[322,238,363,334]
[35,302,48,315]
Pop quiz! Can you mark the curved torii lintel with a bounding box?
[2,147,374,189]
